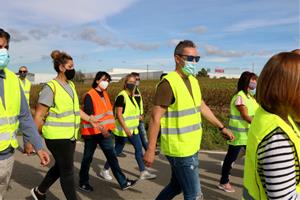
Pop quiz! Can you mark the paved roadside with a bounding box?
[6,138,244,200]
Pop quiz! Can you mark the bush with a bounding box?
[30,77,237,150]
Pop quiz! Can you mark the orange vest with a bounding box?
[81,89,116,136]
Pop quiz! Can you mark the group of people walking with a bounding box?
[0,27,300,200]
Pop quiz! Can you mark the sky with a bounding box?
[1,0,299,74]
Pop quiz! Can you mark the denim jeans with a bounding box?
[220,145,245,184]
[114,121,148,153]
[156,153,202,200]
[79,134,127,187]
[104,134,145,172]
[138,121,148,151]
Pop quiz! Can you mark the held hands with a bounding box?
[124,127,132,137]
[221,128,235,141]
[36,149,50,166]
[89,115,100,128]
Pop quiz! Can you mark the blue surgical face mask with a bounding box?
[0,48,9,69]
[182,61,196,76]
[250,88,256,96]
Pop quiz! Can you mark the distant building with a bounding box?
[30,73,56,84]
[85,68,166,82]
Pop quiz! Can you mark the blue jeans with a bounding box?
[115,121,148,153]
[156,153,202,200]
[104,134,145,172]
[79,134,127,187]
[138,121,148,151]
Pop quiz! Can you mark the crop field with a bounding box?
[30,77,237,150]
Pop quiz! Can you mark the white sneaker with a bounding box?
[99,169,113,181]
[145,167,157,172]
[140,170,157,180]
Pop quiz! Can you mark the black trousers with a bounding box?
[220,145,245,184]
[38,139,77,200]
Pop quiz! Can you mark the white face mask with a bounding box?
[99,80,109,90]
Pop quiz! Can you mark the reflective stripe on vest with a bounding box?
[48,110,80,118]
[42,80,80,140]
[228,90,258,146]
[243,107,300,199]
[81,89,116,136]
[164,106,201,118]
[0,69,21,151]
[113,90,139,137]
[160,71,202,157]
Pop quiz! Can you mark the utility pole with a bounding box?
[252,62,255,73]
[147,64,149,80]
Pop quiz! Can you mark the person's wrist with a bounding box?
[218,125,226,132]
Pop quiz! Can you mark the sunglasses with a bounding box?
[177,54,200,63]
[19,70,27,73]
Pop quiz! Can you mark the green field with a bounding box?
[30,77,237,150]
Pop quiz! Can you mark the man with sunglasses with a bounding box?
[18,66,31,106]
[18,66,36,155]
[144,40,235,200]
[0,28,50,199]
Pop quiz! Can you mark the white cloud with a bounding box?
[190,26,207,34]
[128,42,160,51]
[167,39,182,47]
[226,16,298,32]
[0,0,137,26]
[7,28,29,42]
[79,28,111,46]
[204,44,246,57]
[203,57,230,63]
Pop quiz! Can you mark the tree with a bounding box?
[197,68,209,77]
[73,70,85,83]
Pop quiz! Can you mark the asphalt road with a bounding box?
[6,138,244,200]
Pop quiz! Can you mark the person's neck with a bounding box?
[95,87,102,92]
[175,67,187,78]
[126,89,133,96]
[56,73,68,84]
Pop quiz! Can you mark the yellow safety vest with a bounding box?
[113,90,139,137]
[228,90,258,146]
[0,69,21,151]
[42,80,80,140]
[135,88,144,115]
[19,78,31,106]
[243,106,300,199]
[160,71,202,157]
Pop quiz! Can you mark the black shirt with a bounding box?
[114,94,137,114]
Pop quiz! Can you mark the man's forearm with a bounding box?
[201,101,224,128]
[147,115,161,151]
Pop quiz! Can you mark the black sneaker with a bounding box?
[31,187,46,200]
[79,184,94,192]
[121,179,138,190]
[117,152,127,157]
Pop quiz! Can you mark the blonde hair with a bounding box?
[122,74,136,90]
[257,52,300,120]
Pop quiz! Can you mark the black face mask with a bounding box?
[19,73,27,78]
[64,69,75,80]
[126,83,135,91]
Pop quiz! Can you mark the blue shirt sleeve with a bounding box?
[18,85,43,151]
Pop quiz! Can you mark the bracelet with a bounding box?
[218,126,225,131]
